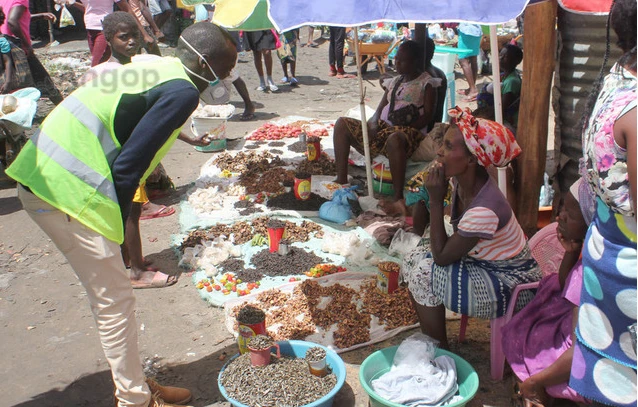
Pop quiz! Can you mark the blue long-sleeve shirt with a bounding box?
[111,79,199,221]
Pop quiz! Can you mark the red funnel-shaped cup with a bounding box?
[248,343,280,367]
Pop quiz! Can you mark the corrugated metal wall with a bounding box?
[554,7,621,192]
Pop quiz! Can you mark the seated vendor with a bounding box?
[333,40,442,212]
[476,43,523,130]
[401,107,542,350]
[503,179,592,407]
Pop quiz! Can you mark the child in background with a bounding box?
[0,7,15,94]
[128,0,163,55]
[81,11,178,289]
[502,180,591,406]
[279,29,299,86]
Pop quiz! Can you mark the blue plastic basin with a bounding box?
[218,340,346,407]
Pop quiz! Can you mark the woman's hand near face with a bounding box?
[425,161,447,203]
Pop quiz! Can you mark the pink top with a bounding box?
[0,0,31,45]
[84,0,123,30]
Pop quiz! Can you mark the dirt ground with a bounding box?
[1,30,525,407]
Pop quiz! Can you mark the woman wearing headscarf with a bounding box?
[402,107,542,349]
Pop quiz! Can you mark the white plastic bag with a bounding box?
[372,333,460,406]
[388,229,421,258]
[59,5,75,28]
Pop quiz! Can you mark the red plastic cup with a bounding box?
[377,269,399,294]
[267,227,285,253]
[307,140,321,161]
[248,343,281,367]
[294,177,311,201]
[237,320,267,354]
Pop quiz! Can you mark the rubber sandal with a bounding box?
[131,271,178,289]
[336,73,356,79]
[240,112,255,121]
[256,85,266,92]
[290,77,299,86]
[308,43,318,48]
[463,94,478,102]
[280,76,289,83]
[328,70,337,77]
[456,88,470,96]
[268,83,279,92]
[140,205,175,220]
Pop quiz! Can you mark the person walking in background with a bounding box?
[279,29,299,86]
[243,29,279,92]
[148,0,171,33]
[1,0,63,103]
[302,25,318,47]
[328,26,346,77]
[456,22,482,101]
[128,0,164,55]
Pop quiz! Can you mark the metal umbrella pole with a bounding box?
[352,26,374,197]
[489,25,507,198]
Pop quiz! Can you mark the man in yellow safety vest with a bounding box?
[6,22,237,407]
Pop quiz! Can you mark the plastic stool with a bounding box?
[432,52,456,122]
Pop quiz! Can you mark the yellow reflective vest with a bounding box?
[7,57,195,244]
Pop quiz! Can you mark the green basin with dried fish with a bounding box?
[218,340,346,407]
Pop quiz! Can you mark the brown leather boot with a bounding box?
[146,378,192,405]
[113,379,193,407]
[146,392,193,407]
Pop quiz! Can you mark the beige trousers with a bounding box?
[18,186,151,407]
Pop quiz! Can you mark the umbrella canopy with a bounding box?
[181,0,274,31]
[267,0,528,198]
[267,0,531,32]
[558,0,613,14]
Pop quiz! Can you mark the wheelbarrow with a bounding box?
[347,38,401,75]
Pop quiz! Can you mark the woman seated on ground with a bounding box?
[401,107,542,349]
[333,40,442,214]
[476,43,523,131]
[502,179,592,407]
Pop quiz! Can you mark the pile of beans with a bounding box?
[251,248,325,277]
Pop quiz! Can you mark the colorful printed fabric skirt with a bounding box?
[402,237,541,319]
[569,197,637,406]
[341,117,424,159]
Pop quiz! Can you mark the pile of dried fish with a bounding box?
[180,218,324,253]
[220,354,337,407]
[305,347,326,363]
[296,156,336,176]
[213,151,284,173]
[236,305,266,325]
[230,278,416,349]
[247,334,273,350]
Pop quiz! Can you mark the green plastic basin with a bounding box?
[359,346,479,407]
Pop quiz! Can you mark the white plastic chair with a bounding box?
[457,222,565,380]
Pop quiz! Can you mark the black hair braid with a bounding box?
[578,0,616,134]
[613,0,638,71]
